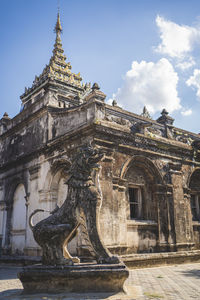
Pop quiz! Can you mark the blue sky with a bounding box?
[2,0,200,133]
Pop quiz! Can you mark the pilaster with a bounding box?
[153,184,169,251]
[170,167,194,251]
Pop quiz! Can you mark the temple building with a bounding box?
[1,13,200,260]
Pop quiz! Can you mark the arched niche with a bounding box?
[42,158,71,210]
[11,184,26,254]
[121,156,164,253]
[49,166,78,255]
[123,156,162,222]
[189,168,200,221]
[50,169,69,208]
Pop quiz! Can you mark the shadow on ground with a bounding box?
[0,289,123,300]
[180,268,200,279]
[0,289,22,300]
[0,267,22,280]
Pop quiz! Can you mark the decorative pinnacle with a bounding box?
[161,108,169,116]
[92,83,100,90]
[141,106,151,119]
[2,112,10,120]
[3,112,9,118]
[112,99,117,106]
[157,108,174,125]
[54,12,62,33]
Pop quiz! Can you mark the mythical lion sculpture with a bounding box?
[29,143,119,266]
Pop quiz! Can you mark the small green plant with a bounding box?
[144,291,164,299]
[157,275,164,278]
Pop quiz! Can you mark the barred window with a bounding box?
[191,194,200,221]
[128,187,142,219]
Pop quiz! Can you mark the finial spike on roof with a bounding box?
[55,12,62,33]
[20,6,83,100]
[57,0,60,12]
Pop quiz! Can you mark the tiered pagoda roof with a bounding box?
[21,13,83,102]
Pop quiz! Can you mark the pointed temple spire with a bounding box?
[55,12,62,33]
[21,12,83,101]
[46,12,82,86]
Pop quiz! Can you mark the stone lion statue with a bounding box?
[29,143,119,266]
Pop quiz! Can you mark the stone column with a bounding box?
[154,184,169,252]
[0,201,7,253]
[183,187,194,246]
[3,203,12,254]
[24,193,30,255]
[97,154,116,249]
[111,177,127,254]
[170,169,194,251]
[166,184,176,251]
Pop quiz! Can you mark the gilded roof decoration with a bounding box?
[41,12,82,86]
[21,13,83,100]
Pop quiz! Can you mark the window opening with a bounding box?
[191,194,200,221]
[128,187,142,219]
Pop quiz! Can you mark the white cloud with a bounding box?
[113,58,181,115]
[181,109,192,116]
[176,57,195,70]
[155,15,200,59]
[186,69,200,98]
[107,98,114,106]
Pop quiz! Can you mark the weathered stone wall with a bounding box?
[1,95,200,258]
[0,112,48,166]
[92,102,200,254]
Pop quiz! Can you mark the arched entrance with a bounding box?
[11,184,26,254]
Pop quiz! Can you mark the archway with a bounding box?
[11,184,26,254]
[49,167,77,255]
[49,169,69,209]
[122,156,163,253]
[123,156,162,222]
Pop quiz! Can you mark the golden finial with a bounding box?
[55,1,62,33]
[20,1,84,100]
[55,12,62,33]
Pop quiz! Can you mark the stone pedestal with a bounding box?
[18,263,129,294]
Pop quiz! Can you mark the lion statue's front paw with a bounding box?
[55,258,74,266]
[97,255,120,264]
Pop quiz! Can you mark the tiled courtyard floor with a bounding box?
[0,262,200,299]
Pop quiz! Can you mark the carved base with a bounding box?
[18,263,129,294]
